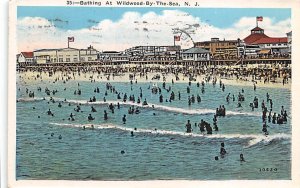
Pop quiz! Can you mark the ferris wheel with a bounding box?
[172,28,195,47]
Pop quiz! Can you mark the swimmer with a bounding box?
[220,142,227,155]
[206,124,212,134]
[104,110,108,120]
[240,154,245,162]
[122,115,126,124]
[237,102,242,108]
[142,98,148,106]
[198,119,205,133]
[47,109,52,116]
[91,106,97,112]
[185,120,192,133]
[213,122,218,131]
[88,114,95,121]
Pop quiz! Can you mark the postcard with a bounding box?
[7,0,300,187]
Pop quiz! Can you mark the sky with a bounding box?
[17,6,291,52]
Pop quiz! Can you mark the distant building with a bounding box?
[80,45,99,62]
[17,52,34,65]
[125,45,181,61]
[237,44,261,58]
[34,48,76,64]
[243,27,269,44]
[33,46,98,64]
[252,37,288,54]
[182,47,210,61]
[243,27,288,55]
[99,51,129,64]
[194,38,239,59]
[286,31,292,54]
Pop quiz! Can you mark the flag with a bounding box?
[174,36,180,41]
[256,16,263,21]
[68,37,74,42]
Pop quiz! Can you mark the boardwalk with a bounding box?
[17,57,291,69]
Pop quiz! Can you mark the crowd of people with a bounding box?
[18,63,291,87]
[17,63,290,162]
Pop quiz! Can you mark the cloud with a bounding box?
[17,11,291,52]
[233,16,291,37]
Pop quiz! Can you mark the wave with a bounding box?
[50,122,290,148]
[244,133,290,148]
[17,97,45,102]
[37,97,260,117]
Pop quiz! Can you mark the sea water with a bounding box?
[16,74,291,180]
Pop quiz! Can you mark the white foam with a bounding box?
[244,133,291,148]
[49,97,260,117]
[17,97,45,102]
[50,122,290,148]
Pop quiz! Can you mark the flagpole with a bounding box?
[174,36,175,46]
[68,39,69,48]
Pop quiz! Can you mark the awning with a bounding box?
[258,49,271,54]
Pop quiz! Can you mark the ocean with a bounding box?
[16,72,291,180]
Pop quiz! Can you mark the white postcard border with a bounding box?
[7,0,300,187]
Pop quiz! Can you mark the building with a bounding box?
[79,45,99,62]
[286,31,292,54]
[243,27,288,55]
[33,46,98,64]
[243,27,269,45]
[194,38,239,59]
[17,52,34,65]
[237,44,261,58]
[34,48,76,64]
[98,51,129,64]
[252,37,288,54]
[124,45,181,61]
[181,47,210,61]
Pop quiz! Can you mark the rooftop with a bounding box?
[102,51,121,54]
[21,52,33,58]
[197,39,238,44]
[252,37,288,44]
[34,48,79,52]
[182,47,210,54]
[243,33,269,44]
[251,27,264,31]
